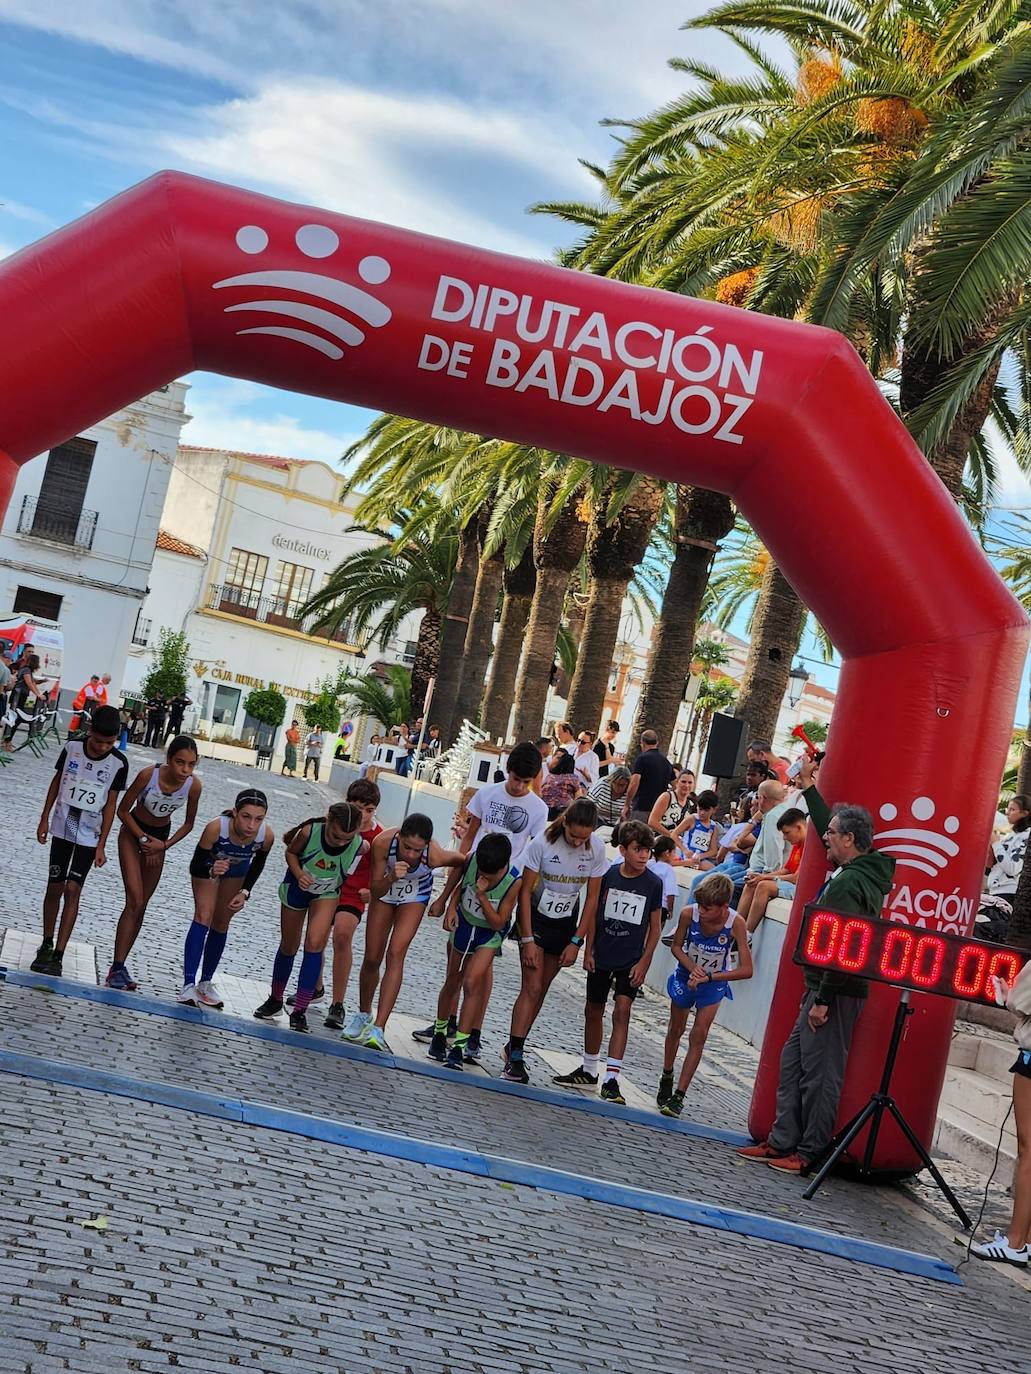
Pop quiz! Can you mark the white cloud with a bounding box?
[0,195,50,224]
[179,376,368,467]
[0,241,13,259]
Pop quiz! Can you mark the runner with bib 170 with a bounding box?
[254,802,367,1033]
[345,814,464,1052]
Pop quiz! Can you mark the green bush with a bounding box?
[141,629,190,699]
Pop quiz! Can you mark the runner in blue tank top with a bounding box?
[657,870,753,1117]
[179,789,275,1009]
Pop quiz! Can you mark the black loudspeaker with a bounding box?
[702,713,749,779]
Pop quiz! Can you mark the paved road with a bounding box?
[0,744,1026,1372]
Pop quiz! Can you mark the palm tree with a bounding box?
[689,675,739,774]
[481,541,536,739]
[338,664,412,732]
[513,471,589,740]
[565,471,666,732]
[302,514,455,717]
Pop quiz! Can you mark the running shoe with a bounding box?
[194,980,224,1009]
[501,1058,530,1085]
[656,1069,674,1108]
[289,1010,309,1034]
[735,1141,789,1163]
[971,1231,1030,1266]
[411,1016,457,1044]
[340,1009,373,1042]
[323,1002,345,1031]
[287,986,325,1007]
[43,950,63,978]
[464,1030,482,1064]
[29,938,54,973]
[767,1153,807,1174]
[427,1031,449,1062]
[445,1043,464,1071]
[176,985,198,1005]
[253,996,284,1020]
[600,1078,626,1105]
[660,1089,685,1118]
[105,964,138,992]
[361,1023,388,1052]
[552,1067,599,1088]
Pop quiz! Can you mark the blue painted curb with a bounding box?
[0,1047,960,1285]
[0,965,749,1146]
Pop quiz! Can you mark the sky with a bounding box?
[1,1,1029,719]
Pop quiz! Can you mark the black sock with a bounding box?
[510,1035,526,1060]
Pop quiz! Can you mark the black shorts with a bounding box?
[334,902,364,925]
[1011,1050,1031,1080]
[586,966,640,1005]
[133,815,172,841]
[532,911,578,957]
[48,837,97,887]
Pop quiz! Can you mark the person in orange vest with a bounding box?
[69,676,102,735]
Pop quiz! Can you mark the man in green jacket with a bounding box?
[736,756,895,1173]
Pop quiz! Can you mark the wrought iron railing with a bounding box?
[207,583,353,642]
[17,494,98,549]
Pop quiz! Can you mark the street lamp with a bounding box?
[787,661,810,708]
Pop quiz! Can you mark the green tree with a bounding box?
[783,717,828,750]
[338,664,412,732]
[243,688,287,728]
[141,629,190,699]
[686,675,739,771]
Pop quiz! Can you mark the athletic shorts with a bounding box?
[334,902,364,925]
[278,874,340,910]
[532,911,578,957]
[776,878,797,900]
[48,837,96,887]
[451,913,503,955]
[667,970,730,1010]
[133,815,172,842]
[1011,1050,1031,1080]
[586,966,639,1005]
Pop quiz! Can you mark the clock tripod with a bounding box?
[801,988,973,1229]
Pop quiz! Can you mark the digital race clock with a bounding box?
[794,905,1029,1007]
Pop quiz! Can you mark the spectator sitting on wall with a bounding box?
[747,739,789,784]
[589,766,631,836]
[977,795,1031,943]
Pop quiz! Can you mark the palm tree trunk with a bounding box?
[481,590,532,740]
[630,486,735,750]
[693,710,715,775]
[433,518,480,745]
[566,576,627,733]
[451,551,504,731]
[514,566,571,741]
[1018,740,1031,798]
[410,605,441,718]
[716,561,806,808]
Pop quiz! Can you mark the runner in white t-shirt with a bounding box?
[414,743,547,1059]
[501,796,610,1083]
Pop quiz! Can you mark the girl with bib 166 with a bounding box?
[254,802,367,1033]
[657,870,753,1118]
[107,735,202,991]
[178,788,276,1009]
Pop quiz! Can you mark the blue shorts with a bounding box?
[776,878,797,900]
[450,914,503,955]
[667,970,730,1010]
[278,874,339,910]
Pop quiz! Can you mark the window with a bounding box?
[225,548,268,597]
[32,437,97,543]
[132,612,152,647]
[212,684,241,726]
[402,640,417,664]
[271,560,314,617]
[13,586,63,621]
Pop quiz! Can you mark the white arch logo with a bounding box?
[873,797,960,878]
[212,223,393,361]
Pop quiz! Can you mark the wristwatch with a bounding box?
[813,997,830,1007]
[569,934,585,948]
[138,834,151,846]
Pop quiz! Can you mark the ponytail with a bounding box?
[283,815,322,848]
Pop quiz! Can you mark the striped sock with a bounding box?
[605,1057,623,1081]
[434,1017,450,1035]
[293,951,324,1014]
[271,947,294,1001]
[453,1031,470,1052]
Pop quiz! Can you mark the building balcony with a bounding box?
[206,583,354,644]
[17,495,98,550]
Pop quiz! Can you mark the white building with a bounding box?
[125,445,418,743]
[0,385,191,702]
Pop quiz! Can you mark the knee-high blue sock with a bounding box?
[183,921,207,986]
[200,928,228,982]
[293,950,324,1014]
[271,947,294,1001]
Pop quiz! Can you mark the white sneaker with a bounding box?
[971,1230,1030,1265]
[340,1009,373,1042]
[176,985,198,1005]
[361,1023,388,1052]
[194,980,224,1009]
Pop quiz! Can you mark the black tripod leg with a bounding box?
[885,1100,973,1229]
[802,1098,880,1200]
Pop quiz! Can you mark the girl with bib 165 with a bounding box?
[657,870,753,1118]
[107,735,202,991]
[178,788,276,1009]
[254,802,367,1033]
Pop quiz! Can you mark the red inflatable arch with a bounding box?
[1,172,1026,1169]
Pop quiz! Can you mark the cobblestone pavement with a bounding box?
[0,746,1026,1372]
